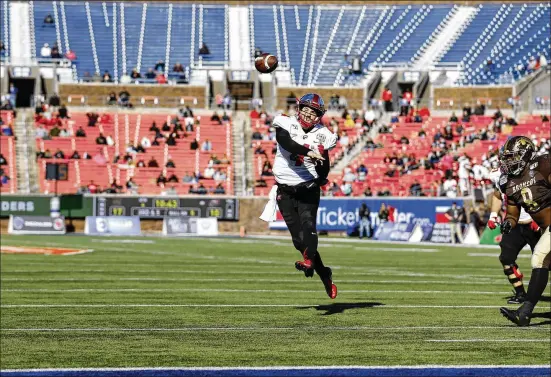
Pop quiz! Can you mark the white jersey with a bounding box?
[442,178,458,198]
[490,169,532,223]
[272,115,338,186]
[458,159,472,180]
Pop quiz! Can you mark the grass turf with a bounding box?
[0,234,550,369]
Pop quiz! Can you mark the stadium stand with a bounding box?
[29,2,550,85]
[34,110,233,195]
[0,111,17,193]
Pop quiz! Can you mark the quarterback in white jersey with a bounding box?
[272,114,338,186]
[487,166,541,304]
[271,93,338,299]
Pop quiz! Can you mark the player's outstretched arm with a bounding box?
[488,189,503,229]
[275,127,311,156]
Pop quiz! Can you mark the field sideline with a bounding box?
[1,234,550,376]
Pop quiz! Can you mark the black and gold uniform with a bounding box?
[498,136,551,326]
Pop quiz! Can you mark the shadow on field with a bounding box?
[539,296,551,302]
[529,311,551,326]
[297,302,384,316]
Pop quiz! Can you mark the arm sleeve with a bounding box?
[315,150,330,179]
[275,127,311,155]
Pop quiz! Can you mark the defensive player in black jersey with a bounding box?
[497,136,551,326]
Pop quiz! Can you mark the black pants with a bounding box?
[276,183,320,261]
[499,223,541,265]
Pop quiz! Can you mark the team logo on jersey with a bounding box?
[529,170,535,177]
[316,134,326,143]
[303,135,308,139]
[499,175,508,186]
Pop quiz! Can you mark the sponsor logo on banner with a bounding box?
[8,215,66,235]
[84,216,142,236]
[269,198,463,231]
[374,222,416,241]
[163,217,218,236]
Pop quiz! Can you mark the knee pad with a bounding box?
[503,263,524,280]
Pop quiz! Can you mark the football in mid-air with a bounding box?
[255,53,278,74]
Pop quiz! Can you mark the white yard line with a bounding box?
[468,253,531,258]
[0,288,519,294]
[1,326,548,332]
[3,303,546,309]
[426,339,549,343]
[2,365,549,373]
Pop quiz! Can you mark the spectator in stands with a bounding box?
[166,132,177,146]
[145,68,156,79]
[8,83,18,108]
[462,103,472,117]
[400,135,409,145]
[60,127,72,137]
[356,164,368,181]
[0,173,10,186]
[219,154,230,165]
[147,157,159,168]
[203,163,215,179]
[252,125,263,140]
[214,168,227,182]
[201,139,212,152]
[377,187,391,197]
[390,113,399,124]
[102,70,112,82]
[181,172,194,184]
[40,43,51,58]
[506,116,518,126]
[70,150,80,159]
[167,173,179,183]
[342,167,357,183]
[165,158,176,168]
[261,161,273,177]
[364,107,376,128]
[87,180,98,193]
[339,131,349,148]
[340,181,352,196]
[211,112,222,125]
[527,56,537,73]
[222,112,230,122]
[442,175,458,198]
[43,14,54,25]
[461,110,470,123]
[173,62,185,72]
[130,68,141,79]
[0,153,6,165]
[154,60,165,73]
[35,124,48,139]
[94,133,106,145]
[135,158,145,167]
[87,112,99,127]
[344,115,354,129]
[1,122,14,136]
[363,187,373,197]
[382,87,393,112]
[118,90,132,107]
[254,142,267,157]
[126,177,138,192]
[409,180,423,196]
[196,183,208,195]
[58,104,69,119]
[49,125,61,138]
[156,73,167,84]
[413,112,422,123]
[64,49,76,61]
[213,183,226,194]
[223,92,232,110]
[190,138,199,150]
[156,173,167,187]
[0,42,5,56]
[199,43,210,55]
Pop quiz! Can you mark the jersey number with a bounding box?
[520,188,538,211]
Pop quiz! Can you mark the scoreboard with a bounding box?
[93,196,239,220]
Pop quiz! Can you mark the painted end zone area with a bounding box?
[1,366,549,377]
[0,246,93,256]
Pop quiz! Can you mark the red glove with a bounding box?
[530,221,540,232]
[487,212,501,230]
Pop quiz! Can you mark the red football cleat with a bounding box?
[321,267,337,299]
[295,250,313,272]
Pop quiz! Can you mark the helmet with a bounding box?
[499,136,536,177]
[296,93,325,129]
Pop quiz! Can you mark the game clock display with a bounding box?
[94,196,239,220]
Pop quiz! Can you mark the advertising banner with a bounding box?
[269,198,465,231]
[374,222,416,241]
[479,227,502,245]
[8,215,66,235]
[84,216,142,236]
[94,196,238,221]
[162,217,219,236]
[1,195,93,218]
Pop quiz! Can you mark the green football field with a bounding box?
[1,234,550,370]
